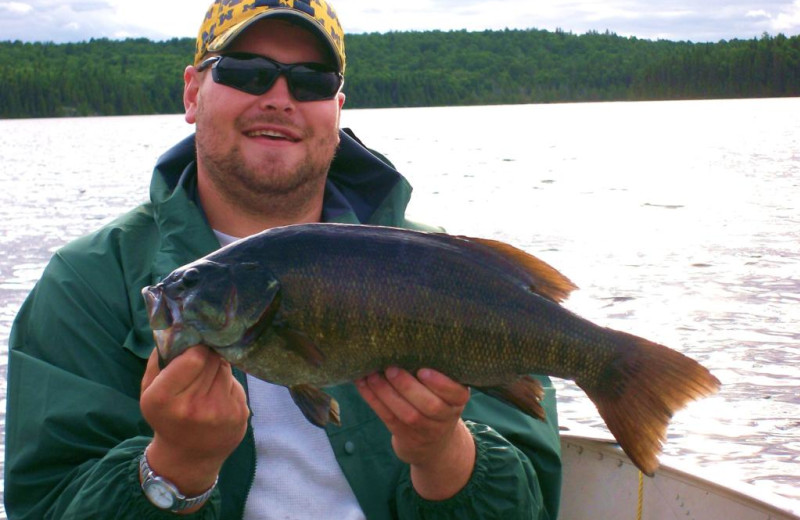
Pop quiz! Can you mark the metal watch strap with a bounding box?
[139,445,218,513]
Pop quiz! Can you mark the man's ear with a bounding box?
[184,65,201,124]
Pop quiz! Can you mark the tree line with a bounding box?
[0,29,798,119]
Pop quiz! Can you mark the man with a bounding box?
[4,1,562,518]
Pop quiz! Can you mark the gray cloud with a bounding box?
[70,1,114,13]
[0,0,171,42]
[409,0,800,41]
[1,0,798,43]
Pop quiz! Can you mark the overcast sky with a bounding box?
[1,0,799,44]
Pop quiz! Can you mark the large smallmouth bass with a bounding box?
[142,223,720,475]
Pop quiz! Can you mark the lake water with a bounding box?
[1,98,799,516]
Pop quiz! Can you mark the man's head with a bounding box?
[184,0,348,235]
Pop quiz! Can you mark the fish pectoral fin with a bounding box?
[477,375,546,421]
[289,384,341,427]
[274,324,326,367]
[455,235,578,303]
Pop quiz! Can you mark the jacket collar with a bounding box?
[148,129,414,280]
[324,129,413,226]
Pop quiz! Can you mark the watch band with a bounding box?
[139,445,218,513]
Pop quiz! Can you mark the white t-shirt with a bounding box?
[243,376,365,520]
[213,230,365,520]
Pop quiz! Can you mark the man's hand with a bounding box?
[140,347,249,502]
[356,367,476,500]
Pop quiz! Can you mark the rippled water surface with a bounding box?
[1,98,798,516]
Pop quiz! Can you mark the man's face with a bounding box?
[184,19,345,221]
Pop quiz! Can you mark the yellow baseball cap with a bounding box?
[195,0,346,73]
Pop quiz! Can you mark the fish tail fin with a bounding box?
[578,330,721,476]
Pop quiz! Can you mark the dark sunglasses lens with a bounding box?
[214,57,280,95]
[289,67,342,101]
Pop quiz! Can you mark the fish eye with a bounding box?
[181,267,201,287]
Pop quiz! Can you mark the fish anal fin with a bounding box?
[478,375,546,421]
[289,384,341,427]
[455,235,578,303]
[578,330,721,476]
[275,324,326,367]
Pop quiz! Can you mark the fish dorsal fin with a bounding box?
[456,235,578,303]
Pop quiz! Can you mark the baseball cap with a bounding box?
[195,0,346,73]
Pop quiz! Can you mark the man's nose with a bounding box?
[258,74,295,110]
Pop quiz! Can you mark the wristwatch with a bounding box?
[139,446,218,513]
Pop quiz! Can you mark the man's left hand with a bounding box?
[356,367,476,500]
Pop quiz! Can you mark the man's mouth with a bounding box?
[246,129,300,142]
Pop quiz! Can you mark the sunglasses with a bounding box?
[197,52,344,102]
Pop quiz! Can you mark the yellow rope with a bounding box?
[637,470,644,520]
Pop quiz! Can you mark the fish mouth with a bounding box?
[142,285,172,330]
[142,285,183,361]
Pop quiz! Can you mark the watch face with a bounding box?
[143,479,176,509]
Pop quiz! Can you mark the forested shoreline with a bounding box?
[1,29,798,119]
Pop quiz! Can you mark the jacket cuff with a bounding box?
[396,421,545,519]
[127,444,222,519]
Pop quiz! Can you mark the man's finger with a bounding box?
[416,369,471,407]
[356,376,398,426]
[190,348,229,396]
[146,346,212,397]
[141,347,162,394]
[383,367,447,421]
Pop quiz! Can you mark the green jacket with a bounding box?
[5,130,561,519]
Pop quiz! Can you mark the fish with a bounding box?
[141,223,721,475]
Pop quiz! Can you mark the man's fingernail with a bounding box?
[386,367,399,379]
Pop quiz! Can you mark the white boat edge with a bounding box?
[559,426,800,520]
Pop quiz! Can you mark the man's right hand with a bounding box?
[140,346,249,500]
